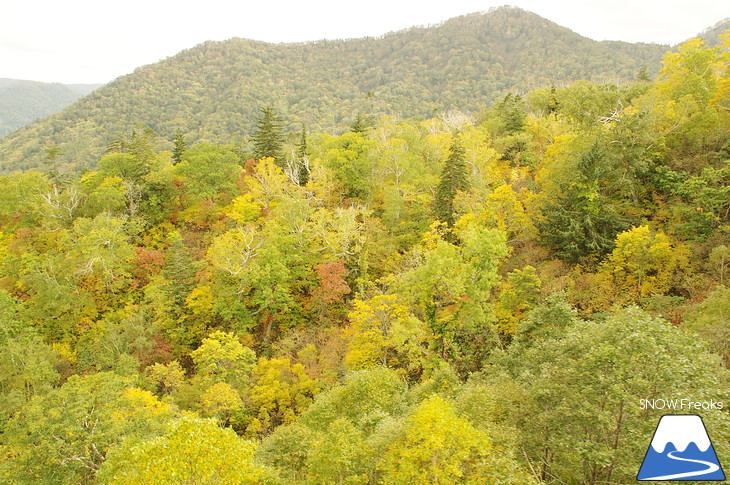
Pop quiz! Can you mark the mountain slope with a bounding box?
[0,6,671,173]
[696,18,730,46]
[0,79,102,137]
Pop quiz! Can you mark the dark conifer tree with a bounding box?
[434,138,469,227]
[536,143,627,263]
[547,85,560,114]
[350,112,370,134]
[637,65,651,82]
[172,129,187,165]
[496,93,526,134]
[297,125,308,158]
[252,105,285,166]
[43,144,64,187]
[128,126,157,165]
[296,125,310,185]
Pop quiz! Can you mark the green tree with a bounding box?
[172,128,187,164]
[18,248,84,341]
[498,306,730,484]
[0,331,60,428]
[102,126,158,181]
[259,367,407,480]
[495,265,542,337]
[537,143,627,263]
[298,367,405,433]
[350,112,370,134]
[514,292,579,344]
[306,418,370,484]
[72,310,156,375]
[0,373,174,484]
[97,153,146,181]
[175,143,242,203]
[400,222,508,373]
[317,131,377,201]
[257,424,314,482]
[43,144,67,187]
[78,173,128,217]
[709,244,730,285]
[674,160,730,226]
[493,93,527,135]
[0,290,22,344]
[208,207,313,338]
[253,105,286,166]
[434,139,469,227]
[162,231,198,313]
[70,214,135,290]
[128,126,157,165]
[0,170,50,226]
[191,330,257,387]
[293,124,310,185]
[637,65,651,82]
[683,286,730,365]
[600,107,663,206]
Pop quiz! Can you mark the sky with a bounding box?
[2,0,729,84]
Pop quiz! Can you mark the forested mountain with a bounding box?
[699,18,730,46]
[0,79,101,137]
[0,6,672,173]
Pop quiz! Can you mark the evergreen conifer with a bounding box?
[434,139,469,227]
[252,105,285,166]
[172,129,187,164]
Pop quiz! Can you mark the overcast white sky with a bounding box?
[2,0,728,84]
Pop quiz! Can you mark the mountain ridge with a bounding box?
[695,17,730,46]
[0,79,102,138]
[0,6,716,173]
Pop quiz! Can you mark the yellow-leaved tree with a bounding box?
[601,225,690,302]
[344,294,428,378]
[380,394,538,484]
[246,357,319,436]
[98,417,268,485]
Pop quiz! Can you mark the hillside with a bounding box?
[0,6,671,173]
[697,18,730,46]
[0,79,101,137]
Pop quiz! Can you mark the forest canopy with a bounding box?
[0,34,729,485]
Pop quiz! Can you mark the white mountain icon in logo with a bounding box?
[637,414,725,481]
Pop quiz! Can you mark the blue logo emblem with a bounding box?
[637,415,725,481]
